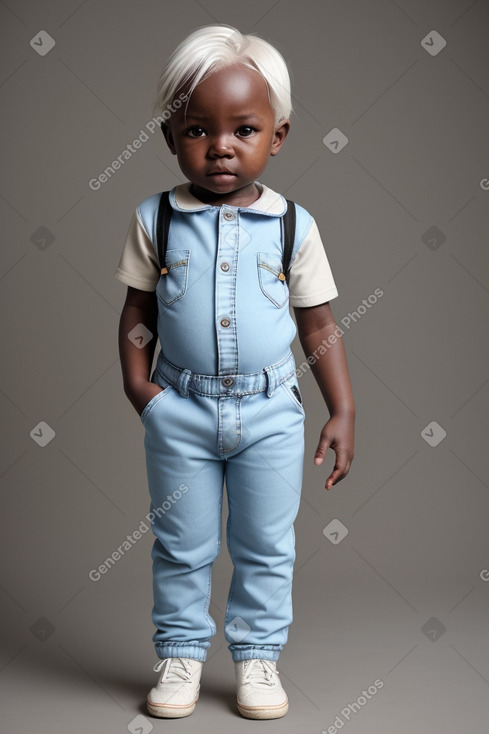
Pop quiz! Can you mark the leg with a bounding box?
[143,386,224,662]
[223,378,305,662]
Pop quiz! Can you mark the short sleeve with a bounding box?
[114,209,160,291]
[287,218,338,307]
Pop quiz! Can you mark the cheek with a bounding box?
[174,142,200,163]
[248,139,273,162]
[177,138,205,160]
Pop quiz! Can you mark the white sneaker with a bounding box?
[235,659,289,719]
[146,657,203,718]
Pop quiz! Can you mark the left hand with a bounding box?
[314,413,355,490]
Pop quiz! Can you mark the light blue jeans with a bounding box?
[141,350,305,663]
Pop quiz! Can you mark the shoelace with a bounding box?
[242,659,278,688]
[153,657,194,683]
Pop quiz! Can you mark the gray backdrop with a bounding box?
[1,1,488,732]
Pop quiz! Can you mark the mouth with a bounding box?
[207,170,236,178]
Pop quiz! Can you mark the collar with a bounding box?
[170,181,287,216]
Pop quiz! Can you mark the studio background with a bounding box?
[1,1,488,732]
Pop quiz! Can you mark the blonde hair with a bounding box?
[153,24,292,125]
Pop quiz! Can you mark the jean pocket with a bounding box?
[280,374,305,415]
[156,248,190,305]
[257,252,289,308]
[140,384,173,425]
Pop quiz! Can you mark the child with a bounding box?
[116,24,355,720]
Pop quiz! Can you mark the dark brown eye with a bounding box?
[187,127,206,138]
[237,126,255,137]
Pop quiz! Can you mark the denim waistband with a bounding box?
[155,351,296,398]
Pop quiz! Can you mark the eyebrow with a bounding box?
[184,113,263,122]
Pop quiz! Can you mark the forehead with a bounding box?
[180,64,274,119]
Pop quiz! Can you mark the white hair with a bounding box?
[153,24,292,125]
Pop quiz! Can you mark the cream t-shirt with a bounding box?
[115,182,338,308]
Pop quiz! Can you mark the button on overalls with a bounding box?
[139,187,306,663]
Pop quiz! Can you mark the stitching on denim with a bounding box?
[221,397,242,453]
[218,397,223,456]
[279,380,305,415]
[224,512,236,630]
[202,558,216,637]
[140,385,173,424]
[257,252,289,308]
[156,248,190,306]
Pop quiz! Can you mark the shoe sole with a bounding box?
[237,698,289,720]
[146,696,198,718]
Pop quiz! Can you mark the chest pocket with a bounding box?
[156,248,190,305]
[257,252,288,308]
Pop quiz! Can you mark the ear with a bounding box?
[270,119,290,157]
[161,123,177,155]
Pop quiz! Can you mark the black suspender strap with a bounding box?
[156,191,296,281]
[279,199,296,282]
[156,191,172,274]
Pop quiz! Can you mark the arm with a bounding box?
[118,286,163,416]
[294,301,355,490]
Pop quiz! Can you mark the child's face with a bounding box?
[162,64,290,206]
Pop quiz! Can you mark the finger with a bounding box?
[325,467,344,490]
[324,451,351,489]
[314,436,332,465]
[314,440,331,466]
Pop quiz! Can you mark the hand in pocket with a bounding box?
[130,381,166,417]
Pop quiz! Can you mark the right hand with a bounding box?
[128,380,166,417]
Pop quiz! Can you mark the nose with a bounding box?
[207,134,234,158]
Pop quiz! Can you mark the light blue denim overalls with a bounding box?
[138,184,310,663]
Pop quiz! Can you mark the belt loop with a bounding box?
[264,365,276,397]
[178,368,192,398]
